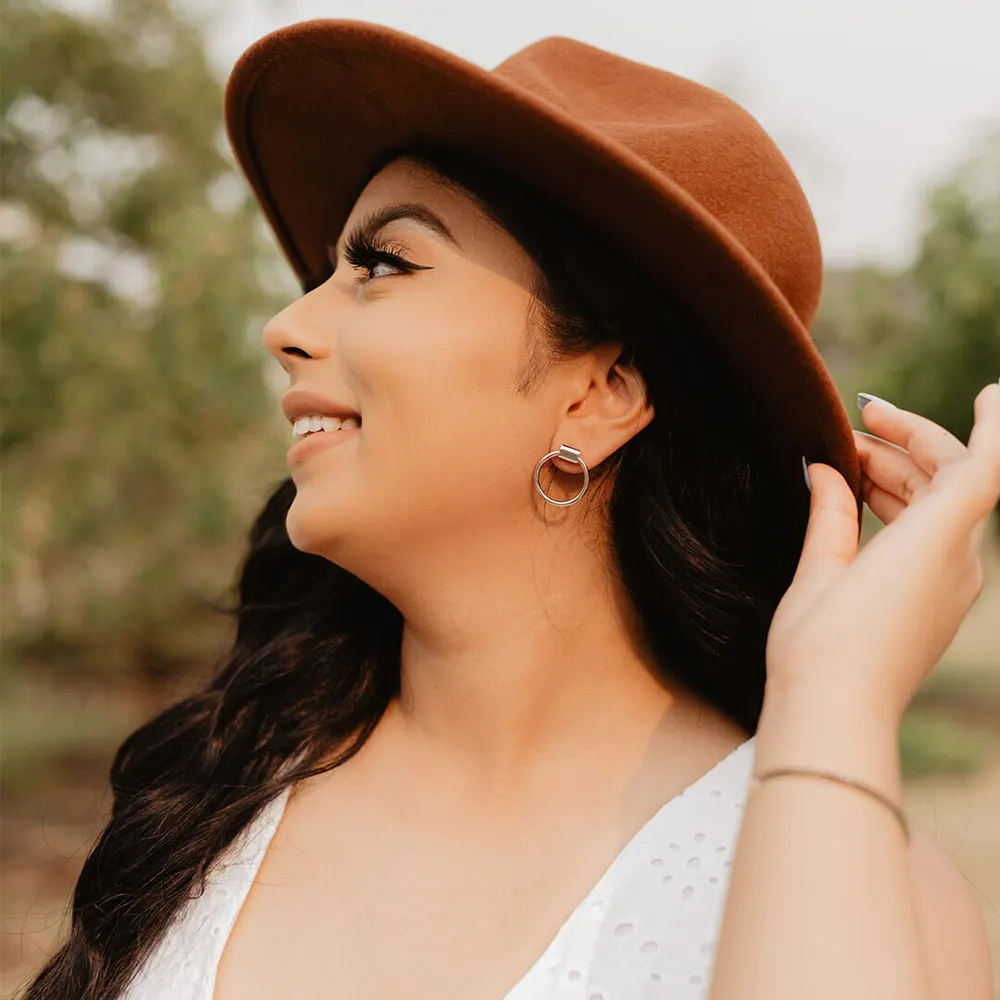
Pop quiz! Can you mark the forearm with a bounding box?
[707,679,929,1000]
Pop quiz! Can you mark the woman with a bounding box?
[22,20,997,1000]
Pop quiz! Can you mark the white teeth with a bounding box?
[291,413,360,439]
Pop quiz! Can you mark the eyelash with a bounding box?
[340,232,425,285]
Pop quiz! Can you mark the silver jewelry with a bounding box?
[749,767,910,843]
[533,444,590,506]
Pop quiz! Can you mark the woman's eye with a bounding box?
[329,235,433,287]
[364,255,406,281]
[340,235,426,284]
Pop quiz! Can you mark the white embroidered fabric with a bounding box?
[122,735,756,1000]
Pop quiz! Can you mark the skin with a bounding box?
[215,155,748,1000]
[215,154,997,999]
[267,156,740,781]
[708,393,998,1000]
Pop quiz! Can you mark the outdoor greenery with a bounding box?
[2,0,998,800]
[2,2,998,993]
[2,0,291,685]
[814,128,1000,500]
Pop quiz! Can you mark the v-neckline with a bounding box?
[497,734,755,998]
[209,734,755,1000]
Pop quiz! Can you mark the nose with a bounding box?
[262,288,334,367]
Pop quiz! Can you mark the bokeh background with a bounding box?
[2,0,999,995]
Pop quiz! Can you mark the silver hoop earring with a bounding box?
[533,444,590,506]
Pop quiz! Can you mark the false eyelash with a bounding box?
[340,231,431,284]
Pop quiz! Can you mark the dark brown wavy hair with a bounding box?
[21,144,797,999]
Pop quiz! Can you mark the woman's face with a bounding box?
[263,155,642,582]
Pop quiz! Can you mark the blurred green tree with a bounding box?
[813,127,1000,538]
[1,0,292,681]
[861,130,999,438]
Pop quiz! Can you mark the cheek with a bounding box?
[284,389,538,556]
[351,296,544,512]
[285,276,551,550]
[376,316,551,508]
[369,365,532,517]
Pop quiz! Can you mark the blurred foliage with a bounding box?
[1,0,292,681]
[1,8,997,995]
[899,708,1000,781]
[0,0,997,760]
[814,128,1000,544]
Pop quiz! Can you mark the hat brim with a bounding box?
[225,19,861,530]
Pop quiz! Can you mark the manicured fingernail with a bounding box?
[802,455,811,493]
[857,392,897,411]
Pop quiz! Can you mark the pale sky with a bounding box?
[204,0,1000,270]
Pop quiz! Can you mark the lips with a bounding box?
[282,387,362,467]
[281,387,361,425]
[287,419,359,465]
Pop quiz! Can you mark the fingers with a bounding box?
[949,381,1000,550]
[854,429,932,520]
[854,457,908,526]
[863,381,1000,553]
[965,381,1000,490]
[857,395,967,480]
[786,462,860,611]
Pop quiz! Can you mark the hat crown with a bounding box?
[493,36,823,327]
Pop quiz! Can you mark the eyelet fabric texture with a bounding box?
[122,736,756,999]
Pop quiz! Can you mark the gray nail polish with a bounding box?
[802,455,811,493]
[857,392,896,411]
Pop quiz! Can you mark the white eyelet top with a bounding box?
[122,735,756,1000]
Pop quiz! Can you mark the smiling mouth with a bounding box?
[290,414,361,440]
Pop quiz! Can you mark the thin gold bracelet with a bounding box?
[749,767,910,844]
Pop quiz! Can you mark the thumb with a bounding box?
[786,461,861,608]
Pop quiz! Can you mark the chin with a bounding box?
[284,496,348,557]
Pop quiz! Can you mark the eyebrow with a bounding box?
[329,202,461,266]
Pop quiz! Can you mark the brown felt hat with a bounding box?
[225,20,862,539]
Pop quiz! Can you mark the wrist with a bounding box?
[763,666,906,731]
[756,676,904,804]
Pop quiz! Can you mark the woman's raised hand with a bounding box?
[764,380,1000,724]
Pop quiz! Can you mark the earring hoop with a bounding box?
[533,444,590,506]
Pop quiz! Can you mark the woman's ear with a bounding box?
[589,343,650,415]
[548,349,654,474]
[612,358,655,432]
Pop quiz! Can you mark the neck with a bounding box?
[353,510,710,796]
